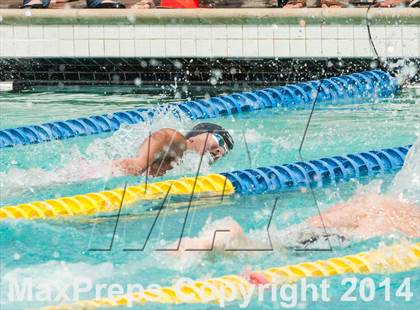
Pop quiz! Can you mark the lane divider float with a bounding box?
[0,145,410,221]
[0,70,397,148]
[42,242,420,308]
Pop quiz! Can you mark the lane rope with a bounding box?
[0,70,397,148]
[0,145,410,221]
[42,242,420,308]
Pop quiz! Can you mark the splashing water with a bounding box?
[0,159,120,199]
[0,112,214,198]
[388,137,420,204]
[84,108,191,161]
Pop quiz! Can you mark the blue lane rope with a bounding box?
[0,70,397,148]
[221,145,410,195]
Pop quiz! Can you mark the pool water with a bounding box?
[0,87,419,309]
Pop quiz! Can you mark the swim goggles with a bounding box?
[211,133,228,154]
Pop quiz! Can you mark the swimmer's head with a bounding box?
[185,123,234,161]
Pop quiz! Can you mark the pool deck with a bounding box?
[0,8,419,59]
[1,8,419,24]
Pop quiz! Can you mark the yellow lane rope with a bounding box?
[0,174,234,220]
[43,242,420,309]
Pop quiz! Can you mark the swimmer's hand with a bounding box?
[114,158,145,176]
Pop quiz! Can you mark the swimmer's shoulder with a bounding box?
[154,128,186,144]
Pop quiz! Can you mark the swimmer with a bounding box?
[165,193,419,285]
[168,194,419,254]
[114,123,234,177]
[0,122,234,194]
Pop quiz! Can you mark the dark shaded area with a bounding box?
[1,57,418,93]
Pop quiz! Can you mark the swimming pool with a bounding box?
[0,85,419,309]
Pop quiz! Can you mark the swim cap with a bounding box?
[185,123,234,151]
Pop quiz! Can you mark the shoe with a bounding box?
[22,3,45,8]
[409,0,419,7]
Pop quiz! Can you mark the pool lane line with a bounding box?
[0,70,397,148]
[0,174,233,221]
[41,242,420,309]
[0,145,410,221]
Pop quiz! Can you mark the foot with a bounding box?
[22,0,47,8]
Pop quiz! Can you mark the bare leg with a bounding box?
[321,0,346,7]
[377,0,409,7]
[131,0,155,9]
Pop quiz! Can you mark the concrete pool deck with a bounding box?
[1,8,419,24]
[0,8,419,58]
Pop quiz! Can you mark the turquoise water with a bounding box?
[0,88,419,309]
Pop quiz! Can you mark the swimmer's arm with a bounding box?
[168,218,247,253]
[115,130,176,175]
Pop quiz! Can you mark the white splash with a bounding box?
[243,128,264,143]
[388,137,420,204]
[0,157,121,198]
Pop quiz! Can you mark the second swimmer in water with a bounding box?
[168,194,419,253]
